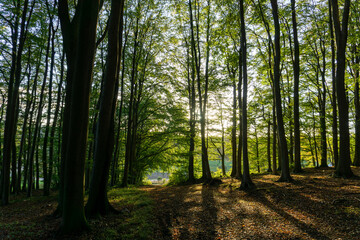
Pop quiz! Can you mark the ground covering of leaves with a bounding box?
[0,167,359,239]
[0,188,155,239]
[147,167,360,240]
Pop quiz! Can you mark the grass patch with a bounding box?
[105,187,155,240]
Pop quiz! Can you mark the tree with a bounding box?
[328,0,338,168]
[86,0,125,217]
[271,0,292,182]
[239,0,255,190]
[291,0,302,173]
[331,0,353,178]
[188,0,211,181]
[58,0,102,233]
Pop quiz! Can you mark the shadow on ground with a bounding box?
[147,167,360,240]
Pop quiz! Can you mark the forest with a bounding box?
[0,0,360,239]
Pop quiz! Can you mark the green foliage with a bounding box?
[106,188,156,240]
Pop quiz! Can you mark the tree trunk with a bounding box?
[271,0,292,182]
[111,25,129,186]
[291,0,302,173]
[230,67,237,178]
[239,0,255,190]
[237,51,243,179]
[272,99,277,175]
[319,36,328,168]
[354,49,360,166]
[48,52,64,193]
[86,0,124,217]
[58,0,101,234]
[43,8,57,196]
[123,15,140,187]
[267,120,272,172]
[331,0,353,178]
[329,0,339,168]
[189,0,211,181]
[186,36,196,183]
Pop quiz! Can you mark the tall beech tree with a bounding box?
[291,0,302,173]
[86,0,125,217]
[328,0,339,168]
[58,0,102,233]
[271,0,292,182]
[239,0,255,190]
[331,0,353,178]
[188,0,211,181]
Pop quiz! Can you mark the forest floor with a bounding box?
[0,167,360,240]
[147,167,360,240]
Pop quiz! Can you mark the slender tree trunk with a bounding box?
[111,24,129,186]
[239,0,255,190]
[267,120,272,172]
[11,138,17,193]
[221,121,226,176]
[272,101,277,175]
[186,36,196,183]
[43,10,56,196]
[35,127,40,190]
[86,0,124,217]
[331,0,353,178]
[0,94,5,197]
[237,51,243,179]
[319,37,328,168]
[230,67,237,177]
[48,52,64,193]
[255,126,260,173]
[312,107,319,167]
[271,0,292,182]
[354,49,360,166]
[123,15,139,187]
[291,0,302,173]
[329,0,339,168]
[189,0,211,181]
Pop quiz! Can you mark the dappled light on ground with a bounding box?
[146,167,360,240]
[1,167,359,239]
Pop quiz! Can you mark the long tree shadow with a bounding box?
[196,185,218,239]
[248,190,331,240]
[150,185,199,239]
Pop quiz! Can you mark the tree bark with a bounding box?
[237,50,243,179]
[86,0,124,217]
[329,0,339,168]
[271,0,292,182]
[229,66,237,178]
[354,47,360,166]
[331,0,353,178]
[291,0,302,173]
[239,0,255,190]
[58,0,102,234]
[189,0,211,181]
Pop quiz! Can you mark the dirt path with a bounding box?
[143,168,360,240]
